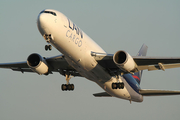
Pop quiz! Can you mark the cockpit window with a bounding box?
[40,10,57,16]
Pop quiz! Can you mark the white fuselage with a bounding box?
[37,9,143,102]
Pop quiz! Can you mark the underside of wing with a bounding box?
[45,55,81,76]
[0,61,31,73]
[139,89,180,96]
[0,61,28,68]
[0,54,80,76]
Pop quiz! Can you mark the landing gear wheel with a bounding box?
[112,83,117,89]
[45,45,52,51]
[67,84,72,90]
[61,84,74,91]
[45,45,49,51]
[70,84,74,90]
[61,74,75,91]
[116,83,124,89]
[49,45,52,50]
[112,82,124,89]
[61,84,67,91]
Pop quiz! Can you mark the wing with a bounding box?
[0,55,81,76]
[93,90,180,97]
[139,89,180,96]
[92,53,180,72]
[93,92,112,97]
[133,56,180,71]
[0,61,30,73]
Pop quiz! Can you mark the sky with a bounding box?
[0,0,180,120]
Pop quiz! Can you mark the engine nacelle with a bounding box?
[27,53,49,75]
[113,51,137,72]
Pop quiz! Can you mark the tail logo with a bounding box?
[132,75,140,82]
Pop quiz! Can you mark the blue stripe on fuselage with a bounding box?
[123,74,141,94]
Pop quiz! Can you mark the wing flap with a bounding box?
[138,63,180,71]
[139,89,180,96]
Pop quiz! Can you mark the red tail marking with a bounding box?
[132,75,140,81]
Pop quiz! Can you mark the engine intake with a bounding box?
[113,51,137,72]
[27,53,49,75]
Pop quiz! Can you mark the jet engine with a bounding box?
[113,51,137,72]
[27,53,49,75]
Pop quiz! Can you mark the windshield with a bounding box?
[40,10,56,16]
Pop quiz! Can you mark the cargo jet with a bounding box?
[1,9,180,103]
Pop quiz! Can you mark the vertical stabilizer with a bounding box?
[134,44,148,84]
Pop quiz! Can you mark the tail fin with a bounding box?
[134,44,148,84]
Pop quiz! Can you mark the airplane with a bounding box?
[1,9,180,103]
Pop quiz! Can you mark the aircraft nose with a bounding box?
[37,11,50,36]
[37,12,46,29]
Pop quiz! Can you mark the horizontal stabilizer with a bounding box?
[139,89,180,96]
[93,92,112,97]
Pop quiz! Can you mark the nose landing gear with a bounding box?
[43,34,53,51]
[45,45,52,51]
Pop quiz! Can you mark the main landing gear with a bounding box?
[112,82,124,89]
[61,74,75,91]
[61,84,74,91]
[43,34,53,51]
[112,75,124,89]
